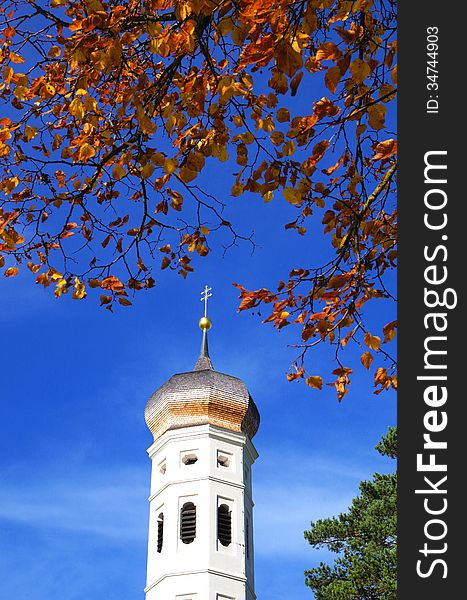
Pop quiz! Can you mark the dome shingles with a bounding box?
[144,367,260,441]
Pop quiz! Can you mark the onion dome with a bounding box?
[144,290,260,441]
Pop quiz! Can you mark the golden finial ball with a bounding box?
[199,316,212,331]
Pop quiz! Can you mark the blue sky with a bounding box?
[0,207,396,599]
[1,11,396,597]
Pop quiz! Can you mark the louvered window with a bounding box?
[180,502,196,544]
[157,513,164,553]
[217,504,232,547]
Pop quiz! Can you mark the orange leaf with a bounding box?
[118,297,132,306]
[275,41,303,78]
[350,58,371,84]
[324,66,342,94]
[316,42,341,62]
[305,140,330,168]
[306,375,323,390]
[364,331,381,351]
[101,276,124,292]
[360,351,374,370]
[383,320,398,342]
[373,139,398,161]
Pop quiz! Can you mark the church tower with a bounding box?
[144,287,260,600]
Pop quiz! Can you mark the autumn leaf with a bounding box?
[316,42,341,62]
[118,297,132,306]
[78,143,96,162]
[324,66,342,94]
[306,376,323,390]
[360,352,374,370]
[283,187,302,205]
[373,139,398,161]
[69,98,84,119]
[9,52,24,64]
[305,140,330,168]
[276,108,290,122]
[0,0,397,396]
[364,332,381,351]
[275,41,303,78]
[113,164,126,179]
[367,104,387,130]
[350,59,371,84]
[101,276,124,292]
[5,266,19,277]
[383,320,398,343]
[72,277,86,300]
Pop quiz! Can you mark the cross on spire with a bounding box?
[200,285,212,318]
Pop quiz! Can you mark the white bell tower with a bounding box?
[144,287,260,600]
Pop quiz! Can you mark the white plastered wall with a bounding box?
[145,424,258,600]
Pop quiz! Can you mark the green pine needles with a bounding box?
[304,428,397,599]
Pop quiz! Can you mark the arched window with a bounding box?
[157,513,164,553]
[180,502,196,544]
[217,504,232,547]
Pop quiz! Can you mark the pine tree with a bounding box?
[304,428,397,599]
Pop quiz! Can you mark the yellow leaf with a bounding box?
[72,277,86,300]
[200,226,210,235]
[9,52,24,64]
[3,66,14,83]
[364,331,381,351]
[78,143,96,161]
[13,86,28,101]
[306,376,323,390]
[391,64,398,85]
[54,277,68,298]
[69,97,84,119]
[350,59,371,84]
[231,182,244,197]
[283,187,302,205]
[383,320,398,343]
[360,351,374,370]
[5,266,19,277]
